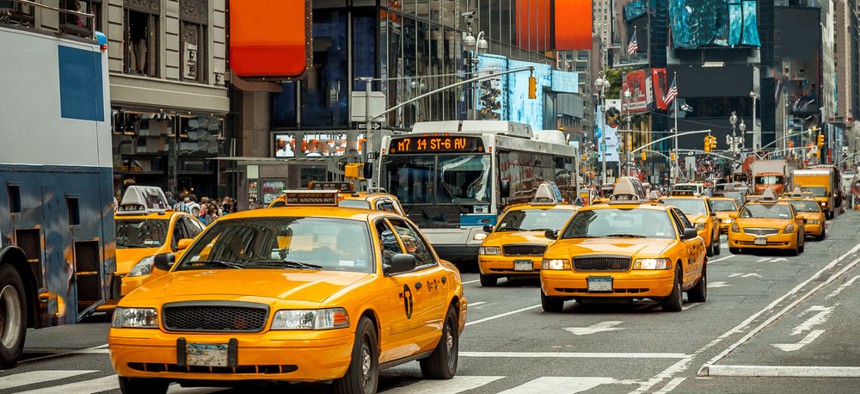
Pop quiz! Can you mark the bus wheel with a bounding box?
[0,265,26,369]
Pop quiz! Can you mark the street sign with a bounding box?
[350,91,387,123]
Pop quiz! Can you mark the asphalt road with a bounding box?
[4,208,860,393]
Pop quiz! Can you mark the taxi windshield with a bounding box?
[800,186,827,197]
[710,200,737,211]
[663,198,708,216]
[740,204,793,219]
[496,209,576,232]
[561,209,676,239]
[755,175,784,185]
[787,200,821,212]
[177,217,373,273]
[339,199,371,209]
[116,219,168,248]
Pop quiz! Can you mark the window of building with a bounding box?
[123,0,159,77]
[179,0,208,83]
[61,0,101,37]
[301,9,349,128]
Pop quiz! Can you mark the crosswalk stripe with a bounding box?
[0,370,98,390]
[16,374,118,394]
[460,351,688,359]
[498,377,618,394]
[384,376,504,393]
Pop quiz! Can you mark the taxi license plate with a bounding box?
[514,260,533,271]
[754,237,767,246]
[587,276,613,292]
[186,343,229,367]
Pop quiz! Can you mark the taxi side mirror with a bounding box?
[177,238,193,251]
[153,253,175,271]
[729,212,738,219]
[482,225,494,233]
[384,253,416,275]
[682,228,698,240]
[545,230,559,240]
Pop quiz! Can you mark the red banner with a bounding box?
[651,68,668,110]
[622,70,650,113]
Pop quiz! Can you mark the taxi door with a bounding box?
[670,208,703,287]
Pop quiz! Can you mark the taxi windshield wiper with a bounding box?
[497,227,522,232]
[605,233,647,238]
[253,259,323,270]
[192,260,245,269]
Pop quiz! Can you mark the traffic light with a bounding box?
[671,151,677,161]
[704,136,710,152]
[641,151,647,161]
[528,76,537,99]
[710,135,717,150]
[817,133,824,148]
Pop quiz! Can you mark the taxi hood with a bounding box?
[554,238,674,258]
[485,231,553,246]
[688,214,710,223]
[130,269,371,304]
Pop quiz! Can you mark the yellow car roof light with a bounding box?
[282,190,340,206]
[531,182,562,206]
[783,187,810,199]
[608,177,648,204]
[117,185,170,215]
[759,188,779,203]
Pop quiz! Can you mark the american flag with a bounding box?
[664,75,678,106]
[627,29,638,56]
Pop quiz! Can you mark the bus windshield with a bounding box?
[382,154,491,204]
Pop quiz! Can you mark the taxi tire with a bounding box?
[420,305,459,379]
[662,267,683,312]
[730,247,741,255]
[334,317,378,394]
[0,265,26,369]
[688,264,707,303]
[713,234,721,256]
[816,227,826,241]
[541,290,564,313]
[705,241,714,257]
[118,376,169,394]
[479,274,498,287]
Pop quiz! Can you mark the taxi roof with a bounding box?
[116,185,171,216]
[226,205,383,222]
[582,177,665,211]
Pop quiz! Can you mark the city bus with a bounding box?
[0,9,115,367]
[377,121,578,265]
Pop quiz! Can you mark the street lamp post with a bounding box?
[624,88,632,176]
[595,76,611,185]
[728,111,739,157]
[739,118,747,153]
[463,29,488,120]
[750,91,759,151]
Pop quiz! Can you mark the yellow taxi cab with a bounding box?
[109,190,466,394]
[728,189,806,255]
[102,186,205,311]
[269,182,405,216]
[478,183,578,286]
[661,193,721,256]
[709,197,740,234]
[540,177,708,313]
[781,188,826,241]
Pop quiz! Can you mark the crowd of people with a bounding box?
[166,192,237,225]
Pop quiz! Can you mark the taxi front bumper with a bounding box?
[728,232,797,250]
[478,255,541,276]
[540,269,675,299]
[109,328,353,382]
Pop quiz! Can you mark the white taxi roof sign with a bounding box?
[117,186,169,215]
[283,190,339,206]
[609,177,647,204]
[531,182,562,206]
[760,188,779,202]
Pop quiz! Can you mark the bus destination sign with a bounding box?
[388,136,484,154]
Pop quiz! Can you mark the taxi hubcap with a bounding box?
[445,325,455,367]
[360,338,372,385]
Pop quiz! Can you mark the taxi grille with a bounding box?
[503,244,546,256]
[573,257,631,271]
[743,228,780,236]
[128,362,298,375]
[162,303,269,333]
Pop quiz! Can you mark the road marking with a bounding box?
[465,305,541,326]
[681,303,701,311]
[708,255,735,263]
[772,329,826,352]
[727,273,743,278]
[756,257,773,263]
[498,377,619,394]
[704,365,860,378]
[384,376,504,393]
[0,370,98,390]
[771,258,787,262]
[460,351,688,359]
[468,301,486,307]
[707,281,731,288]
[563,321,624,336]
[463,279,480,285]
[742,273,762,278]
[654,378,686,394]
[727,273,761,278]
[791,305,834,335]
[826,275,860,299]
[16,374,118,394]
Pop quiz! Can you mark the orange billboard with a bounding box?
[554,0,592,50]
[229,0,311,79]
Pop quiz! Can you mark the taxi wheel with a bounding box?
[705,241,714,257]
[541,290,564,313]
[713,234,721,256]
[662,267,683,312]
[730,247,741,255]
[479,274,498,287]
[816,227,826,241]
[688,264,707,303]
[420,305,459,379]
[0,265,26,369]
[799,237,805,254]
[118,377,169,394]
[334,317,378,394]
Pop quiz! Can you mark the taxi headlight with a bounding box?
[541,259,570,270]
[480,246,501,255]
[127,256,155,277]
[722,218,733,224]
[808,219,821,224]
[473,233,487,241]
[731,223,740,232]
[694,222,706,231]
[784,224,795,234]
[820,202,827,207]
[633,258,672,270]
[271,308,350,330]
[112,307,158,328]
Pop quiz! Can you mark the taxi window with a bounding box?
[561,209,675,239]
[667,209,684,237]
[375,219,403,266]
[710,199,737,211]
[788,200,821,212]
[672,208,694,229]
[800,186,827,197]
[183,216,205,238]
[270,200,286,208]
[740,204,793,219]
[375,200,398,213]
[339,199,372,210]
[496,209,576,232]
[663,198,707,216]
[387,218,435,266]
[177,217,373,273]
[116,219,169,248]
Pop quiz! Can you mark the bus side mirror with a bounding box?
[363,162,373,179]
[500,180,511,198]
